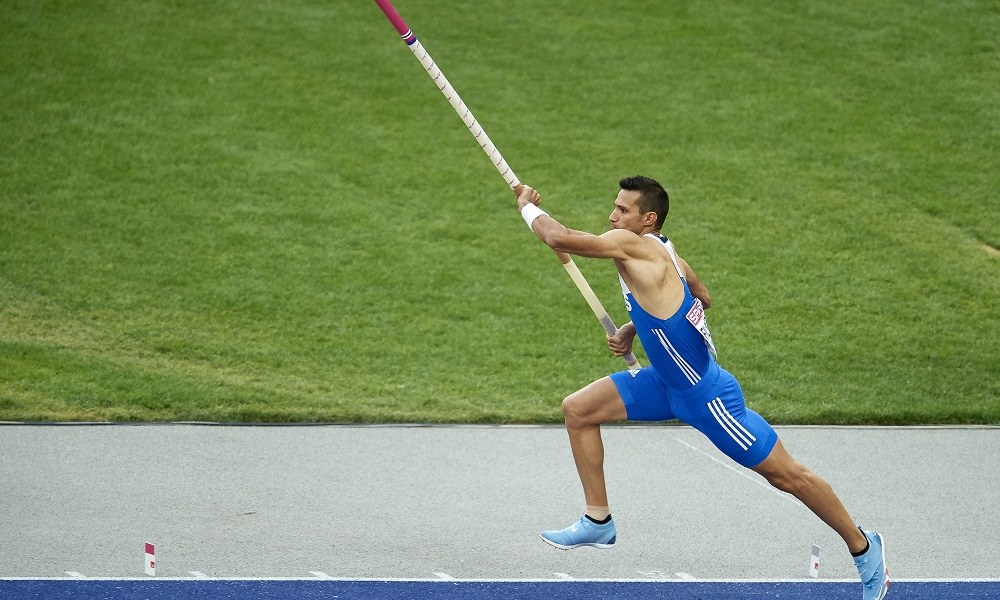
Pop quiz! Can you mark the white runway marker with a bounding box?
[310,571,333,579]
[434,572,455,580]
[675,438,801,507]
[637,570,667,578]
[553,572,574,580]
[810,545,821,578]
[5,575,999,583]
[144,543,155,576]
[189,571,209,579]
[675,572,696,581]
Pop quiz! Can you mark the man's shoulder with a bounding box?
[604,230,670,263]
[602,228,646,244]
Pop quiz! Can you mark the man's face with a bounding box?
[609,189,651,233]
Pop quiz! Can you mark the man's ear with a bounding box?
[643,211,658,227]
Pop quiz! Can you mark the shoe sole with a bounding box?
[539,535,615,551]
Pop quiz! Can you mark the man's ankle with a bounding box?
[585,505,611,522]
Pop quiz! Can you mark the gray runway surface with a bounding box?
[1,424,996,581]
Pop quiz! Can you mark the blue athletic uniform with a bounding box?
[610,234,778,468]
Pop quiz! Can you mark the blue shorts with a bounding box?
[610,365,778,468]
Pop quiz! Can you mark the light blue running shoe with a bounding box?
[540,516,616,550]
[854,530,890,600]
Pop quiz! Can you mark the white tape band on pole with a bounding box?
[408,41,519,189]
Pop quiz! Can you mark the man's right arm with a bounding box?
[517,185,640,261]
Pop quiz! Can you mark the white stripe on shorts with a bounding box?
[716,397,757,444]
[707,397,756,450]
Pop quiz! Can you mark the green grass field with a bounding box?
[1,0,997,423]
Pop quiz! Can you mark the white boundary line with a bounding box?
[4,576,999,583]
[674,437,802,507]
[0,422,997,430]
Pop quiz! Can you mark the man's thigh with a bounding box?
[609,368,674,422]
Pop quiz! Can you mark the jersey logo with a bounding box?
[685,298,718,356]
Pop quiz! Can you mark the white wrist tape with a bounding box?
[520,203,548,230]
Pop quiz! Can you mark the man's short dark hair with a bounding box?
[619,175,669,229]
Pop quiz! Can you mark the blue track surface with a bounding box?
[2,580,998,600]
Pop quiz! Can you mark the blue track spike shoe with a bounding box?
[854,530,890,600]
[540,515,617,550]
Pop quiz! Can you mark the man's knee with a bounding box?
[562,393,603,429]
[561,394,585,428]
[762,462,813,496]
[560,377,627,428]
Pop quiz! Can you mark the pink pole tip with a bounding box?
[374,0,411,37]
